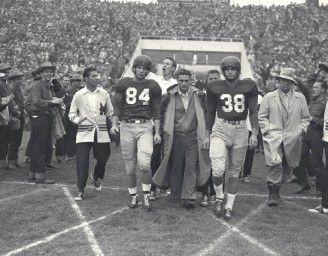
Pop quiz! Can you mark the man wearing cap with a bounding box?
[7,70,25,168]
[28,62,64,184]
[259,68,310,206]
[0,63,14,172]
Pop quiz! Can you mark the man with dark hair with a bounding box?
[204,56,258,220]
[294,80,328,195]
[69,67,113,201]
[111,55,162,211]
[153,68,210,209]
[29,62,64,184]
[146,56,178,200]
[310,100,328,214]
[199,69,220,207]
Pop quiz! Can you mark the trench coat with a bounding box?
[152,86,211,188]
[258,90,310,168]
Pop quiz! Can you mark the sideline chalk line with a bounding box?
[62,187,104,256]
[195,202,280,256]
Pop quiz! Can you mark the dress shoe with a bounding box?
[46,164,58,169]
[294,185,311,194]
[4,165,14,170]
[35,178,55,184]
[183,200,195,209]
[15,163,23,168]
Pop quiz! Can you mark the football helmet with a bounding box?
[132,55,152,70]
[221,56,241,72]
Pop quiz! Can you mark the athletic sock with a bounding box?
[225,193,236,210]
[213,183,224,200]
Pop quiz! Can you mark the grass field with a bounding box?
[0,131,327,256]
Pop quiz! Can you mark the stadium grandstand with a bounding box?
[0,0,328,90]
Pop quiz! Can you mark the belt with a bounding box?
[124,119,148,124]
[221,119,244,125]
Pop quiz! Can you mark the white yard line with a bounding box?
[0,188,53,204]
[0,181,125,191]
[0,182,320,200]
[195,202,280,256]
[238,192,321,200]
[3,203,128,256]
[62,187,104,256]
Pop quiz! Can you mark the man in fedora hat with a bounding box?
[0,63,14,172]
[259,68,310,206]
[28,61,64,184]
[7,70,25,168]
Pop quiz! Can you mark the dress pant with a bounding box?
[294,126,325,188]
[76,132,110,190]
[243,131,255,177]
[150,135,163,192]
[198,171,216,197]
[29,114,53,173]
[321,171,328,208]
[29,114,52,173]
[267,145,291,186]
[55,114,77,160]
[168,132,198,200]
[0,124,10,168]
[8,116,24,163]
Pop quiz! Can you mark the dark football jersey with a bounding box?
[206,79,259,130]
[112,77,162,120]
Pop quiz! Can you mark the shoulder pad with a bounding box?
[207,80,225,94]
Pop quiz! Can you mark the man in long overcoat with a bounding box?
[152,69,211,209]
[258,68,310,206]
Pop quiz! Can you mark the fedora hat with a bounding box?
[318,62,328,72]
[0,63,12,72]
[37,62,56,73]
[274,68,297,84]
[8,70,24,80]
[71,74,82,81]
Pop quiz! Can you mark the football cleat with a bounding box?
[143,194,152,211]
[129,195,138,209]
[214,199,224,217]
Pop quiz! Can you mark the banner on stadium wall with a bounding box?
[142,49,240,67]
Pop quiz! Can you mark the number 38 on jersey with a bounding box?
[220,94,245,113]
[126,87,150,105]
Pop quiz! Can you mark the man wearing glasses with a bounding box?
[259,68,310,206]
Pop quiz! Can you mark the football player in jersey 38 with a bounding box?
[204,56,259,220]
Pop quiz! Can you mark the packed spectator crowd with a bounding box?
[1,0,328,86]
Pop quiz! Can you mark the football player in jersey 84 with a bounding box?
[110,55,162,211]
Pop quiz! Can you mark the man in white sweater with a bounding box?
[69,67,113,201]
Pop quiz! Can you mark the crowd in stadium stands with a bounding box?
[1,0,328,87]
[1,0,328,215]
